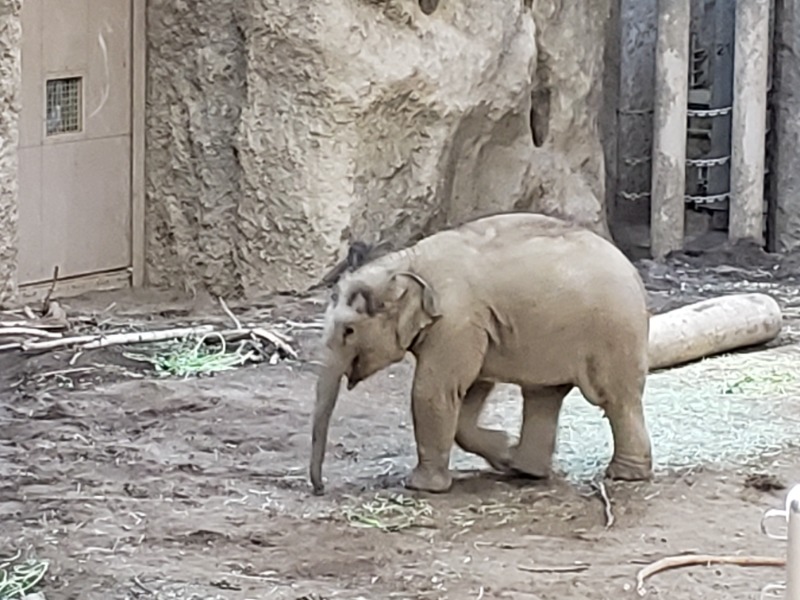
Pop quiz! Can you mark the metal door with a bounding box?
[17,0,133,285]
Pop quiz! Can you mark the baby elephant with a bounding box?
[309,212,652,494]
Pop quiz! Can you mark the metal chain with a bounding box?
[686,155,731,167]
[685,192,730,205]
[617,190,731,205]
[622,155,731,167]
[617,190,651,201]
[618,106,733,118]
[686,106,733,118]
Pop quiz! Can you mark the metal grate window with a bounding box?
[46,77,82,136]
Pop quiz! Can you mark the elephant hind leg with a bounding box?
[509,384,572,479]
[454,381,512,472]
[578,354,653,481]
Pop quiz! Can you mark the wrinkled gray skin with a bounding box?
[309,213,652,495]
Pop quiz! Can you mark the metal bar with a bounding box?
[789,484,800,600]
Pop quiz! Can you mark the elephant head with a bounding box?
[309,267,442,494]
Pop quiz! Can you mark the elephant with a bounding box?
[309,212,653,495]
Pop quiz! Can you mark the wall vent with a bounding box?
[46,76,82,136]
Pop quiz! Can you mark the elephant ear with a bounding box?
[390,271,442,349]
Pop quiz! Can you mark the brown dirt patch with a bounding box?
[2,261,799,600]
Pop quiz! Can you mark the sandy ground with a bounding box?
[2,247,800,600]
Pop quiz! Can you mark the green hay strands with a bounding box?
[454,347,800,484]
[124,333,259,379]
[0,551,49,600]
[341,493,435,533]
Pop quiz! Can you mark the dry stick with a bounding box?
[635,554,785,596]
[0,326,63,339]
[19,323,297,357]
[34,367,95,380]
[250,327,298,359]
[21,333,109,352]
[283,319,325,330]
[218,297,242,330]
[518,564,590,574]
[80,326,218,349]
[206,327,298,358]
[0,320,67,330]
[215,298,297,358]
[21,326,216,352]
[132,576,155,595]
[42,265,60,313]
[592,480,615,528]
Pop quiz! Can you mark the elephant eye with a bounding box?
[343,326,355,338]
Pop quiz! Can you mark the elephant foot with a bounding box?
[508,456,551,479]
[455,427,513,474]
[405,465,453,493]
[479,445,513,474]
[606,456,653,482]
[503,443,553,480]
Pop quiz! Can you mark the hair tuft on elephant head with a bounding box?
[318,240,394,289]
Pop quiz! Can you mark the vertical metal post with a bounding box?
[729,0,770,243]
[788,484,800,600]
[651,0,691,259]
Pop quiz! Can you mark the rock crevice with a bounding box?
[145,0,613,296]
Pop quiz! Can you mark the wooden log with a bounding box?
[648,293,783,371]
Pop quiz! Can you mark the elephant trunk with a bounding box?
[309,362,345,495]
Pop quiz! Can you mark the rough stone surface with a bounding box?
[0,0,20,304]
[146,0,613,297]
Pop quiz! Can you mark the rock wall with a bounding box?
[0,0,20,304]
[145,0,614,297]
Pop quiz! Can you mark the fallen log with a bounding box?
[648,293,783,371]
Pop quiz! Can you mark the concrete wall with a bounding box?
[770,0,800,251]
[144,0,616,298]
[0,0,20,304]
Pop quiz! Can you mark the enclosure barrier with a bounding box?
[650,0,690,259]
[760,483,800,599]
[650,0,771,257]
[729,0,770,243]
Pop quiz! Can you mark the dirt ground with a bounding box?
[2,246,800,600]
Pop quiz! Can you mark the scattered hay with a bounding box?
[448,496,547,530]
[0,551,48,599]
[123,334,259,379]
[468,347,800,484]
[341,493,435,532]
[553,348,800,483]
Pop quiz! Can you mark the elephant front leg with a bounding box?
[405,330,486,493]
[405,377,460,493]
[455,380,512,472]
[510,385,571,478]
